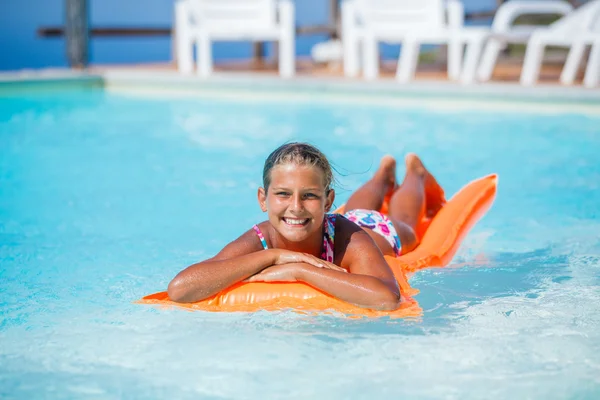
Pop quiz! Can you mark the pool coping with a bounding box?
[1,69,599,113]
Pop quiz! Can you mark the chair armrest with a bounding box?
[491,0,573,32]
[447,0,465,29]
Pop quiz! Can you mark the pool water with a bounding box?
[1,88,599,399]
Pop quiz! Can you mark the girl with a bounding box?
[168,143,445,311]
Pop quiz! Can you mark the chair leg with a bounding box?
[584,41,600,88]
[363,34,379,80]
[343,37,360,77]
[461,35,485,85]
[278,0,295,78]
[396,40,419,83]
[561,42,586,85]
[279,38,295,78]
[447,37,462,81]
[342,0,359,77]
[477,38,502,82]
[521,34,546,86]
[197,35,212,78]
[174,0,193,74]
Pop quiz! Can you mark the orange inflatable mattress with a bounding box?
[138,174,497,318]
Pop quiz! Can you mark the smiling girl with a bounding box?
[167,143,445,311]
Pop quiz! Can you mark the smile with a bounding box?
[283,217,309,226]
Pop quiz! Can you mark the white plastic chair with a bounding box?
[476,1,574,83]
[582,36,600,87]
[520,0,600,87]
[341,0,472,82]
[174,0,295,78]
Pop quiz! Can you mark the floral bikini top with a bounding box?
[252,214,337,263]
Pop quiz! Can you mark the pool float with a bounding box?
[138,174,497,318]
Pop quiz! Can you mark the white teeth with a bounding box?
[284,218,308,225]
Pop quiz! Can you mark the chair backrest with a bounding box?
[549,0,600,33]
[490,1,573,32]
[188,0,277,30]
[355,0,446,31]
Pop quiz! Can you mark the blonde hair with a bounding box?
[262,142,333,192]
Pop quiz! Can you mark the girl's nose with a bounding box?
[289,194,304,212]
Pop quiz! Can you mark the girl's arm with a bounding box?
[248,219,401,311]
[168,228,340,303]
[167,229,275,303]
[298,252,400,311]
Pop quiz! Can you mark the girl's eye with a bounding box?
[274,192,319,199]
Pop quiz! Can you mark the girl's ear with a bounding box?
[257,187,268,212]
[325,189,335,212]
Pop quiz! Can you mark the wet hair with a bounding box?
[262,142,334,192]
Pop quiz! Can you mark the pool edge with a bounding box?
[1,69,599,114]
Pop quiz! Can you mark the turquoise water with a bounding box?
[1,88,599,399]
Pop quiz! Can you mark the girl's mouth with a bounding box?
[283,217,310,227]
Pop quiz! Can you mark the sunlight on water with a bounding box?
[1,89,599,399]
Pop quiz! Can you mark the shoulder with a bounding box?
[333,214,395,279]
[211,222,269,261]
[333,214,376,258]
[334,213,362,238]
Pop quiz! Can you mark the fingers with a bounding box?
[322,263,347,272]
[275,250,346,272]
[245,273,267,283]
[297,253,347,272]
[302,254,346,272]
[244,271,267,282]
[298,253,324,268]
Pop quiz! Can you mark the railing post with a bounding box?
[330,0,340,39]
[65,0,89,68]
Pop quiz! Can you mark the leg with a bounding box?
[345,155,396,213]
[363,33,380,80]
[175,0,193,74]
[278,0,295,78]
[561,42,586,85]
[447,36,463,82]
[342,0,360,77]
[396,39,420,83]
[197,33,212,78]
[388,154,445,253]
[584,41,600,88]
[477,37,503,82]
[461,33,485,85]
[521,33,546,86]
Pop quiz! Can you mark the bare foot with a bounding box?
[376,155,397,197]
[405,153,446,218]
[405,153,426,177]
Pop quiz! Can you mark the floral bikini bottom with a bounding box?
[344,209,402,256]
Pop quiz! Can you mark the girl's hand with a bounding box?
[271,249,346,272]
[245,264,303,283]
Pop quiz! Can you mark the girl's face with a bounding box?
[258,163,335,244]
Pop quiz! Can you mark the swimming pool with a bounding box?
[1,79,599,398]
